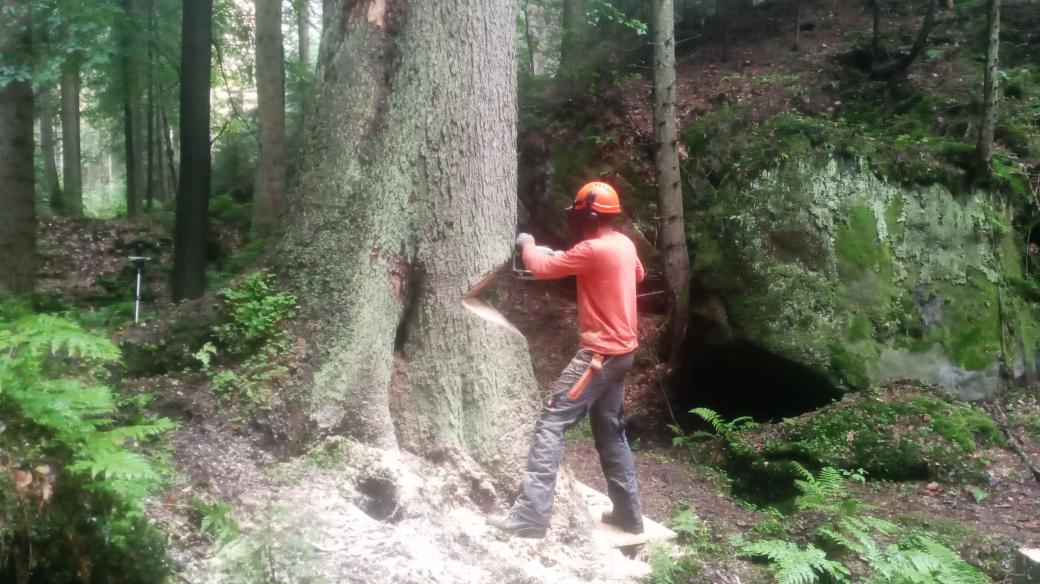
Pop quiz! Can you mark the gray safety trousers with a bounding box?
[510,349,642,527]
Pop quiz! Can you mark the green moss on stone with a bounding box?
[835,204,882,279]
[847,314,872,342]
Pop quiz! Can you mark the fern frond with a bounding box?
[740,539,850,584]
[70,450,159,482]
[0,314,120,363]
[690,407,724,434]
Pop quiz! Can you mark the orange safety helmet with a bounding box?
[568,181,622,215]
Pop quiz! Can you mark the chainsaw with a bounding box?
[513,242,558,280]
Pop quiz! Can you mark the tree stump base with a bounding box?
[1017,547,1040,583]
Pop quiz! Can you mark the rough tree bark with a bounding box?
[172,0,212,301]
[277,0,539,474]
[0,0,36,294]
[651,0,691,373]
[39,88,64,214]
[252,0,287,237]
[974,0,1000,175]
[61,65,83,217]
[123,0,147,217]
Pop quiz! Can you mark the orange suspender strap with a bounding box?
[567,353,604,401]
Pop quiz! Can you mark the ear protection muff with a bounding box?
[585,192,599,220]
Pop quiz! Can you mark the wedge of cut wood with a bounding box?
[575,481,678,548]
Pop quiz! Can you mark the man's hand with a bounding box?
[515,233,535,248]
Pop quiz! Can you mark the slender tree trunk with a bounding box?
[155,108,167,202]
[974,0,1000,174]
[794,0,802,51]
[651,0,691,373]
[39,88,64,214]
[162,108,178,197]
[560,0,588,80]
[253,0,287,237]
[60,65,83,217]
[0,0,36,294]
[146,0,156,210]
[123,0,147,217]
[719,0,730,62]
[297,0,309,67]
[277,0,537,473]
[872,0,882,55]
[173,0,212,300]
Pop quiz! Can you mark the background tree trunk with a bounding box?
[974,0,1001,174]
[0,0,36,294]
[60,65,83,217]
[872,0,882,55]
[39,88,64,214]
[652,0,691,373]
[123,0,147,217]
[252,0,287,237]
[560,0,588,80]
[277,0,538,474]
[161,108,178,198]
[297,0,309,67]
[172,0,212,301]
[793,0,801,51]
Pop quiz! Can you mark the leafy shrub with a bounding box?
[214,270,297,354]
[0,314,175,581]
[739,467,989,584]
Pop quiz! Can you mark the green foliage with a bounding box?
[757,389,1004,485]
[214,270,297,354]
[0,313,173,580]
[740,467,990,584]
[191,496,241,548]
[689,407,759,440]
[739,539,851,584]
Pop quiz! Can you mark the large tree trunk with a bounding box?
[39,88,64,214]
[61,65,83,217]
[0,0,36,295]
[277,0,538,473]
[974,0,1000,175]
[252,0,287,237]
[172,0,212,301]
[123,0,147,217]
[651,0,691,373]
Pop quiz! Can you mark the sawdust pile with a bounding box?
[178,438,651,583]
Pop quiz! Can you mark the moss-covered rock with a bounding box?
[716,384,1005,503]
[681,137,1040,399]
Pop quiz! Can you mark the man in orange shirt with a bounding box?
[489,182,645,539]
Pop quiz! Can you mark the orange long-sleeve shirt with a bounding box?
[523,231,644,355]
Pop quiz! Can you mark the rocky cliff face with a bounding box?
[685,156,1040,403]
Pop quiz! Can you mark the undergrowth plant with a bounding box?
[0,312,175,581]
[202,271,297,410]
[737,465,990,584]
[213,270,297,354]
[671,407,758,453]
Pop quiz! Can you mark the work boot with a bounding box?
[601,510,644,535]
[487,514,547,539]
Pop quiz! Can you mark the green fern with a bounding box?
[690,407,759,438]
[792,463,850,513]
[740,539,851,584]
[866,536,989,584]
